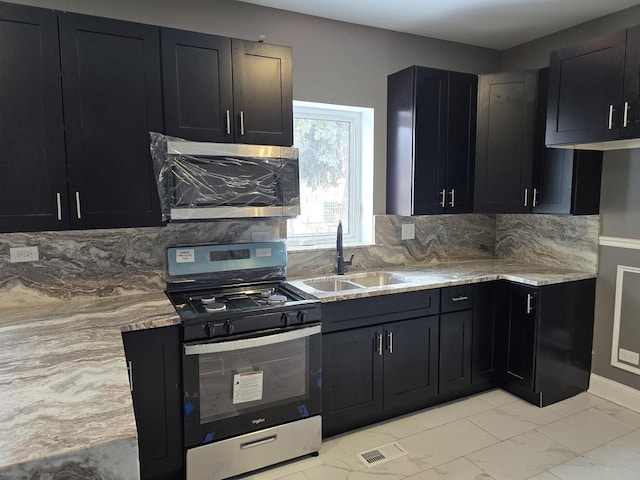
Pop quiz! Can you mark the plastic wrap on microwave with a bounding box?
[149,132,300,222]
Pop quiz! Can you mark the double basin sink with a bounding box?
[301,271,412,293]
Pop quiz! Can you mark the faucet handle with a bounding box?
[345,254,354,266]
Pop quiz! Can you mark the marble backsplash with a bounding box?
[0,213,600,302]
[0,220,282,304]
[495,214,600,273]
[286,214,496,278]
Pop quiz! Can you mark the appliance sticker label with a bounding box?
[176,249,195,263]
[255,248,272,258]
[233,371,264,404]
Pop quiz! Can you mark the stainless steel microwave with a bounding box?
[163,140,300,220]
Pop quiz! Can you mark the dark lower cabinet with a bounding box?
[383,317,439,410]
[321,290,440,437]
[122,325,183,480]
[472,282,500,387]
[499,279,596,407]
[439,284,474,397]
[321,326,383,435]
[439,310,472,396]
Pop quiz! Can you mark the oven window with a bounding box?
[198,336,308,424]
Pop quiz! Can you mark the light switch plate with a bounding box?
[401,223,415,240]
[10,246,39,263]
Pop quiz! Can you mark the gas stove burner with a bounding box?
[200,296,218,304]
[259,288,275,298]
[204,302,227,313]
[267,294,288,305]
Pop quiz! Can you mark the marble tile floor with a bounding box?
[241,389,640,480]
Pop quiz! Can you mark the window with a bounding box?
[288,101,373,248]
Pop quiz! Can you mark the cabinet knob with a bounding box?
[449,189,455,208]
[532,188,538,207]
[387,331,393,354]
[56,193,62,221]
[526,293,534,314]
[440,189,446,208]
[623,101,630,128]
[239,111,245,136]
[524,188,528,207]
[225,109,231,135]
[75,191,82,219]
[376,333,383,356]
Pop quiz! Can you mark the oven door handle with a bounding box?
[184,324,321,355]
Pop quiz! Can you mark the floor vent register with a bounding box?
[356,442,408,467]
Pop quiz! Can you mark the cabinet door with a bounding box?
[472,282,498,386]
[622,25,640,138]
[0,3,68,232]
[475,71,537,213]
[322,327,383,436]
[439,310,472,396]
[231,39,293,146]
[446,72,477,214]
[413,67,448,214]
[546,30,626,145]
[122,326,182,480]
[59,13,163,229]
[161,29,234,142]
[503,284,538,392]
[383,316,439,410]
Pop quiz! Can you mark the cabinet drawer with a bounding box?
[441,285,474,313]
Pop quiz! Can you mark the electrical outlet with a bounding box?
[10,246,39,263]
[619,348,640,365]
[401,223,415,240]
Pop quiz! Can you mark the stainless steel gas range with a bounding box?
[165,241,322,480]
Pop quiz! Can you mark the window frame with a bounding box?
[287,100,372,248]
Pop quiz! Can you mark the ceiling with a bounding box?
[237,0,640,50]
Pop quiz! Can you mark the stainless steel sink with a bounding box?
[302,279,362,292]
[301,272,410,292]
[346,272,408,287]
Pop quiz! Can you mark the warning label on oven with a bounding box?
[175,249,195,263]
[232,371,264,404]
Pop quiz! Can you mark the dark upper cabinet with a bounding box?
[387,66,477,215]
[475,71,538,213]
[499,279,596,407]
[546,26,640,146]
[161,29,234,142]
[162,29,293,146]
[231,39,293,146]
[122,325,183,480]
[0,4,68,232]
[533,68,603,215]
[59,13,163,229]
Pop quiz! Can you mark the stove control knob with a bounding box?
[281,312,290,327]
[224,320,235,335]
[297,310,306,324]
[203,322,215,338]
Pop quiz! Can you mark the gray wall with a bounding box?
[5,0,500,215]
[501,9,640,391]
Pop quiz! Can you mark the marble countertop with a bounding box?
[0,258,595,475]
[287,259,597,301]
[0,292,179,475]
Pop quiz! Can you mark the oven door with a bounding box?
[182,324,321,448]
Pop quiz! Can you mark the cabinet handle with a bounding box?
[524,188,528,207]
[526,293,533,314]
[451,295,469,302]
[127,360,133,392]
[239,111,245,136]
[449,189,455,208]
[56,193,62,221]
[532,188,538,207]
[387,331,393,354]
[376,333,383,356]
[440,189,446,208]
[225,109,231,135]
[624,101,630,128]
[75,192,82,219]
[608,104,615,130]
